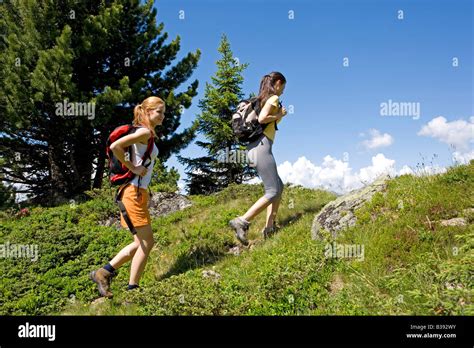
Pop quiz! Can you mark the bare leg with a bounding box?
[109,236,140,270]
[265,196,281,228]
[129,224,155,285]
[242,196,272,222]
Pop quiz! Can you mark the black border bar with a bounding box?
[0,315,472,346]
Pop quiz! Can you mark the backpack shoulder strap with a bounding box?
[142,134,155,168]
[131,125,155,166]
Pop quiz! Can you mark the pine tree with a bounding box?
[179,34,256,194]
[0,0,200,204]
[0,157,15,209]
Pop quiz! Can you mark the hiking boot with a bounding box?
[90,268,115,298]
[262,221,279,239]
[126,284,140,291]
[261,226,274,239]
[229,217,250,246]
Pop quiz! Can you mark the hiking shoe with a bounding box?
[261,226,275,239]
[126,284,140,291]
[90,268,115,298]
[262,220,280,239]
[229,217,250,246]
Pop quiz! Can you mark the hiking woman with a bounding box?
[229,72,287,245]
[90,96,164,298]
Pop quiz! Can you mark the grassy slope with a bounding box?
[0,162,472,315]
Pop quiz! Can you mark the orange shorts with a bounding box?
[119,184,151,228]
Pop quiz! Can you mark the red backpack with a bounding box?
[106,124,154,186]
[106,124,155,235]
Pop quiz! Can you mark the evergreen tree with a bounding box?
[179,34,256,194]
[0,157,15,209]
[149,159,180,193]
[0,0,200,205]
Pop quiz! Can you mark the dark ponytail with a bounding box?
[257,71,286,108]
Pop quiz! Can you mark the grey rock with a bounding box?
[227,246,242,256]
[439,217,467,227]
[148,192,192,217]
[311,175,389,240]
[102,216,121,229]
[91,297,107,306]
[202,269,221,281]
[68,294,76,304]
[99,191,192,228]
[462,208,474,216]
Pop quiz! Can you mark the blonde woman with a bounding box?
[230,72,287,244]
[90,96,165,298]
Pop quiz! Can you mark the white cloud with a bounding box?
[398,164,447,176]
[451,150,474,164]
[242,116,472,195]
[418,116,474,156]
[357,153,396,182]
[398,165,414,176]
[273,154,397,194]
[245,176,261,185]
[361,129,394,150]
[244,153,452,194]
[177,179,187,194]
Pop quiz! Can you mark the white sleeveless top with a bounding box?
[130,140,159,189]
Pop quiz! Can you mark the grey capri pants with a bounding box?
[247,133,284,202]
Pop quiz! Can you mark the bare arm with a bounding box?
[258,102,287,124]
[110,128,151,176]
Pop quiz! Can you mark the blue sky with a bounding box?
[154,0,473,192]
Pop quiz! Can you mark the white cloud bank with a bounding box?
[245,116,473,195]
[276,154,397,194]
[246,153,447,195]
[418,116,474,164]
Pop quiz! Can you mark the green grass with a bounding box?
[324,162,474,315]
[1,162,472,315]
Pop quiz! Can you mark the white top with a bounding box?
[129,140,159,189]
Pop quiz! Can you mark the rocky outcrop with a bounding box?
[148,192,192,217]
[311,176,389,240]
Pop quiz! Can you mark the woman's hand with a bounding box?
[110,128,152,172]
[258,102,287,123]
[131,165,148,177]
[279,106,287,117]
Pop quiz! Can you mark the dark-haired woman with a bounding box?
[230,72,287,245]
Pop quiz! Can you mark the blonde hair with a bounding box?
[133,96,165,138]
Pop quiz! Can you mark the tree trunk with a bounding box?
[47,142,69,204]
[92,129,108,189]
